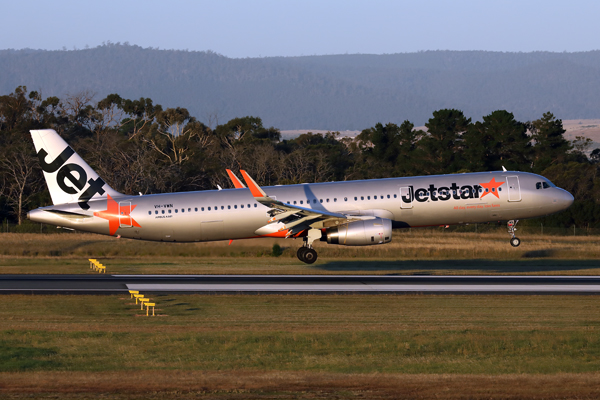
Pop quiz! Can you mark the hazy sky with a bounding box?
[2,0,599,57]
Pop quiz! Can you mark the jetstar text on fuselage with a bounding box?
[402,180,503,203]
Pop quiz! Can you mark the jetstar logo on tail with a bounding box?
[37,146,106,210]
[401,178,505,203]
[93,194,141,236]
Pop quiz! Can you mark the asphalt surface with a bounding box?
[1,274,600,294]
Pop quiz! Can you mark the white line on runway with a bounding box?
[126,284,600,292]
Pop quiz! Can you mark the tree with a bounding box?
[420,109,471,174]
[529,112,571,173]
[0,139,42,225]
[463,110,531,172]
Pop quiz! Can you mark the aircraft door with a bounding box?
[400,187,413,209]
[119,201,133,227]
[506,176,521,202]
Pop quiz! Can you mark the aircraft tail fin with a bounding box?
[30,129,123,209]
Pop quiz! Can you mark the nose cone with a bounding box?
[554,189,574,211]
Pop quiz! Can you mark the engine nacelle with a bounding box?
[324,218,392,246]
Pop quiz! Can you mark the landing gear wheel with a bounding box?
[507,220,521,247]
[302,248,318,264]
[297,247,309,262]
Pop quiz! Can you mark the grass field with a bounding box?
[1,230,600,398]
[0,230,599,275]
[1,294,600,398]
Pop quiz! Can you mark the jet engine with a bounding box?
[324,218,392,246]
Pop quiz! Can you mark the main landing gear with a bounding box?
[296,229,321,264]
[507,219,521,247]
[297,246,317,264]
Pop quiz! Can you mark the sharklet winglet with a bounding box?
[240,170,267,198]
[226,169,246,189]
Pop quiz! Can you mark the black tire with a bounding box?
[297,247,308,262]
[510,237,521,247]
[302,248,318,264]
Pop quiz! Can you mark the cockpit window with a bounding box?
[536,181,553,189]
[543,182,550,189]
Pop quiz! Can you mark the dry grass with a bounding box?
[0,230,599,275]
[2,371,600,399]
[2,295,600,398]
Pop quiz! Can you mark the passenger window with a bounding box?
[201,207,204,211]
[320,199,323,203]
[294,201,297,205]
[188,208,191,212]
[228,205,231,209]
[326,199,329,203]
[208,207,211,211]
[387,195,390,199]
[354,197,357,201]
[393,194,397,198]
[334,198,337,202]
[254,204,257,208]
[148,211,151,215]
[361,196,364,200]
[374,195,377,199]
[221,206,224,210]
[175,209,178,213]
[344,197,348,201]
[241,204,244,208]
[300,200,303,204]
[248,204,251,208]
[182,208,185,213]
[168,209,171,213]
[234,205,237,209]
[313,199,317,204]
[367,196,370,200]
[155,211,158,215]
[162,210,165,214]
[195,207,198,212]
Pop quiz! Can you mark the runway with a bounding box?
[1,274,600,294]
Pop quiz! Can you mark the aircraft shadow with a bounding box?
[314,258,600,274]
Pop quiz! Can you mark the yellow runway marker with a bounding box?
[145,303,155,316]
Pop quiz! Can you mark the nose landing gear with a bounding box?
[508,219,521,247]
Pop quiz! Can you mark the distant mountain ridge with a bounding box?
[1,45,599,130]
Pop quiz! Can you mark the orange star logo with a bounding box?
[93,194,141,236]
[479,177,505,199]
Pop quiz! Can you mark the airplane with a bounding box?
[27,129,574,264]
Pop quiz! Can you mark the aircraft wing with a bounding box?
[239,170,348,236]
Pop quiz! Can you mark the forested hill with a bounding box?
[1,45,600,130]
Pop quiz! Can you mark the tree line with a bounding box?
[1,86,599,228]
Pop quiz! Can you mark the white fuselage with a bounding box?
[28,171,574,242]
